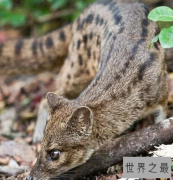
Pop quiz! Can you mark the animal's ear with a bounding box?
[67,106,93,140]
[46,92,68,112]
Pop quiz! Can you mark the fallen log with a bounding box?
[54,118,173,180]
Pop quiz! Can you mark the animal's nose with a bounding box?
[26,176,33,180]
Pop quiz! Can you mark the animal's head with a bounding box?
[28,93,95,180]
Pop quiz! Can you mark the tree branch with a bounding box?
[55,118,173,180]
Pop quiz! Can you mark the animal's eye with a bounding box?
[49,150,61,161]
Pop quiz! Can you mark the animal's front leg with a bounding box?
[33,99,48,142]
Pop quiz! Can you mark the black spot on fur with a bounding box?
[86,14,94,24]
[46,36,54,49]
[97,36,100,46]
[66,81,69,85]
[0,43,4,55]
[100,18,104,26]
[104,83,112,91]
[111,93,117,100]
[77,40,81,49]
[93,52,97,60]
[139,92,144,100]
[141,19,148,37]
[78,55,83,66]
[115,74,120,81]
[97,0,112,6]
[31,40,37,56]
[39,41,44,54]
[137,39,145,45]
[96,15,100,25]
[129,40,145,60]
[146,101,152,107]
[89,32,93,40]
[118,25,125,34]
[81,19,86,29]
[132,45,138,54]
[67,74,71,79]
[125,61,130,69]
[144,84,150,94]
[120,91,126,98]
[122,67,126,74]
[127,86,131,94]
[15,39,23,55]
[83,35,88,46]
[138,53,157,81]
[142,19,149,26]
[133,78,138,86]
[114,14,122,25]
[60,31,66,41]
[87,48,91,59]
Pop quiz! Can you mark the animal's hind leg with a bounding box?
[54,33,99,99]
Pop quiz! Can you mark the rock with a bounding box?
[0,141,36,163]
[0,108,16,135]
[0,156,10,165]
[0,159,29,176]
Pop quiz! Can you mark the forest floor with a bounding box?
[0,31,173,180]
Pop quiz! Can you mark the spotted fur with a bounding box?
[1,0,168,179]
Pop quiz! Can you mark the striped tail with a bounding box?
[0,24,72,75]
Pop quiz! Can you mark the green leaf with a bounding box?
[159,26,173,48]
[171,162,173,170]
[148,6,173,22]
[75,1,86,10]
[50,0,68,10]
[152,34,159,43]
[0,11,26,27]
[0,0,12,10]
[148,34,160,49]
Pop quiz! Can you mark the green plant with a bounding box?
[0,0,95,28]
[148,6,173,49]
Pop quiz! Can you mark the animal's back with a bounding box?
[75,0,167,139]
